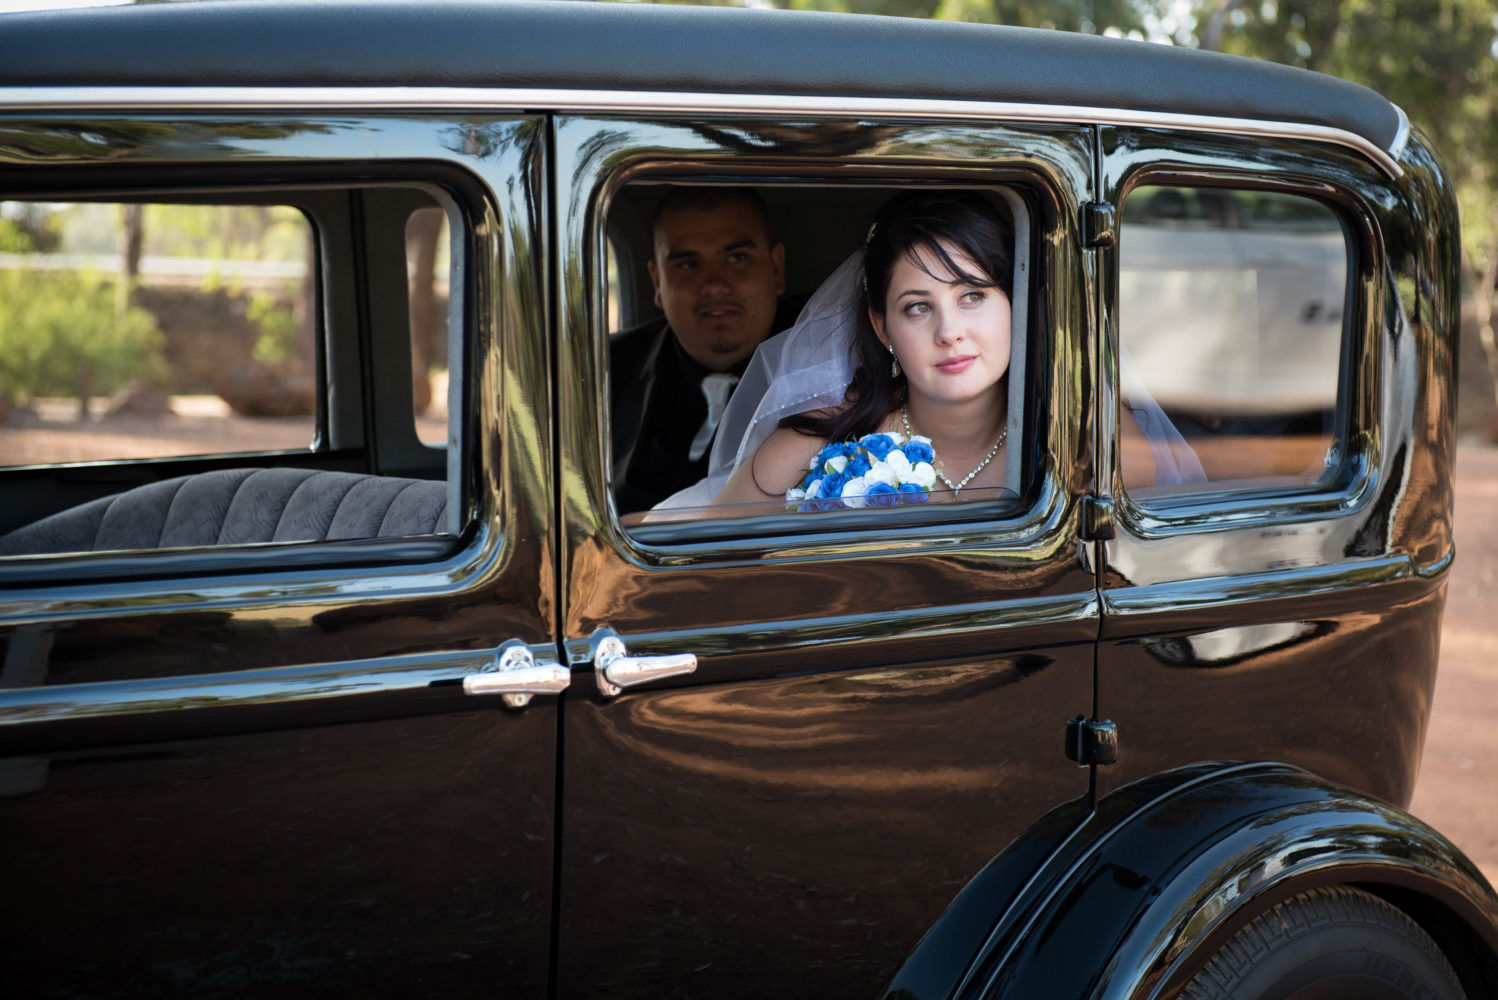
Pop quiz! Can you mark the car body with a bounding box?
[0,2,1492,998]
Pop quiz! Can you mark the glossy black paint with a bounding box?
[886,763,1498,1000]
[553,117,1098,997]
[1094,128,1459,811]
[982,757,1498,999]
[0,112,558,996]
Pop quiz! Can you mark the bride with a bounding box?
[712,190,1016,509]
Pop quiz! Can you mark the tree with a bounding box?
[0,267,164,419]
[785,0,1160,35]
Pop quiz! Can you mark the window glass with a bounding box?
[1118,185,1347,497]
[0,191,461,560]
[607,182,1030,531]
[405,206,450,446]
[0,200,315,466]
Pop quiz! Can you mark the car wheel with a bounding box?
[1180,884,1465,1000]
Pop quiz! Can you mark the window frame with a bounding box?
[600,167,1065,554]
[1103,157,1384,537]
[0,124,502,582]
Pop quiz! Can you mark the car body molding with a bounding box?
[883,762,1498,1000]
[0,86,1405,181]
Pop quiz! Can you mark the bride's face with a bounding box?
[869,239,1011,407]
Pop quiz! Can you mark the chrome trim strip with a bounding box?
[0,85,1403,179]
[1387,102,1413,164]
[1099,554,1419,619]
[0,645,563,731]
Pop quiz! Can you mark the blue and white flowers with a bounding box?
[787,432,939,510]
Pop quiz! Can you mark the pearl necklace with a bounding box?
[901,405,1006,498]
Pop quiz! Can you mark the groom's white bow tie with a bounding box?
[689,372,739,462]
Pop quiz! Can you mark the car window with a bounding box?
[406,205,451,447]
[1117,185,1348,498]
[608,181,1034,532]
[0,200,316,465]
[0,188,465,560]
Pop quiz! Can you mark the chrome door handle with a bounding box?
[462,642,570,708]
[594,635,697,698]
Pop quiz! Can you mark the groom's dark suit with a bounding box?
[610,298,802,513]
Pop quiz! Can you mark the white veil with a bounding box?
[653,252,865,509]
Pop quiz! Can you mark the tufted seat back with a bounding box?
[0,468,449,557]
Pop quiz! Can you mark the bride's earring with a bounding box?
[889,346,901,379]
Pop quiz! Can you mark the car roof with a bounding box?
[0,0,1404,157]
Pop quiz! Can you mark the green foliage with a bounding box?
[0,208,60,254]
[785,0,1156,33]
[0,217,34,254]
[0,269,164,403]
[247,288,299,365]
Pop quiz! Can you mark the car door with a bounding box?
[0,110,558,997]
[554,114,1100,998]
[1092,125,1455,807]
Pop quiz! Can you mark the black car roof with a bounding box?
[0,0,1404,155]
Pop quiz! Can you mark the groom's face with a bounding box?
[649,196,785,372]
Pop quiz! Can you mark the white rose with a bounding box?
[908,462,938,488]
[825,454,849,474]
[806,478,824,499]
[786,487,807,502]
[864,462,897,488]
[840,476,868,508]
[885,451,912,479]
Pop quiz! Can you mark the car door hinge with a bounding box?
[1081,202,1117,249]
[1080,494,1116,541]
[1066,716,1119,766]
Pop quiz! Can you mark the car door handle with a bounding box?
[462,642,571,708]
[594,634,697,698]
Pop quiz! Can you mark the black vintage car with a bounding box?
[0,2,1491,998]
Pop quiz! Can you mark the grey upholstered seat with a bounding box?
[0,468,449,557]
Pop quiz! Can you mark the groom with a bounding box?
[611,187,798,512]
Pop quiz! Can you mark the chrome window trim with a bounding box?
[1387,103,1413,164]
[0,86,1403,179]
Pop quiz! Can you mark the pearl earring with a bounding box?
[889,346,901,379]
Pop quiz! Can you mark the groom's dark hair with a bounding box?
[650,186,775,251]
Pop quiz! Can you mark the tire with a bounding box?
[1180,885,1466,1000]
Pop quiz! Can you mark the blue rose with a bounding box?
[864,481,898,507]
[813,443,843,470]
[820,471,849,498]
[902,439,935,464]
[897,483,929,504]
[859,433,897,460]
[846,452,872,477]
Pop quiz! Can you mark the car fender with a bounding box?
[883,761,1498,1000]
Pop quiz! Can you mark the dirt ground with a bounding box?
[1409,442,1498,887]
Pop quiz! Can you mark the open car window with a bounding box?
[607,181,1035,535]
[0,185,465,561]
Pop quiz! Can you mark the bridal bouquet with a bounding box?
[787,431,939,511]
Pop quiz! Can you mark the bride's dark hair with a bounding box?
[782,190,1015,445]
